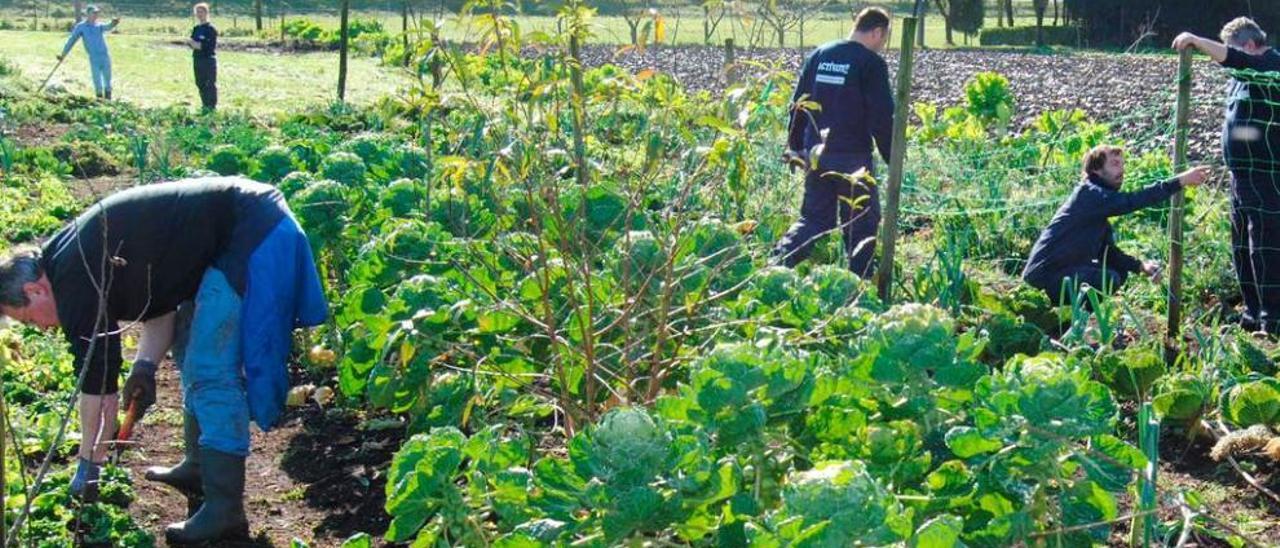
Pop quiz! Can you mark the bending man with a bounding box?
[0,177,328,543]
[771,7,894,278]
[58,4,119,100]
[1022,145,1209,304]
[1175,18,1280,332]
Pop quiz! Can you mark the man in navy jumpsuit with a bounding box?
[1175,18,1280,332]
[1022,145,1209,304]
[772,7,895,279]
[0,177,328,543]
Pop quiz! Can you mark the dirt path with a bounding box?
[122,365,397,547]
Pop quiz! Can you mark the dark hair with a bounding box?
[854,7,891,34]
[1082,145,1124,177]
[1221,17,1267,49]
[0,245,44,309]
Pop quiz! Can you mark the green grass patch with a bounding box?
[0,30,408,114]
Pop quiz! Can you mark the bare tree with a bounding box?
[621,0,654,45]
[789,0,833,49]
[702,0,728,45]
[1034,0,1048,44]
[1003,0,1014,26]
[933,0,954,45]
[757,0,800,48]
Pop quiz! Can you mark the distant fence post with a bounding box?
[723,37,736,84]
[874,16,918,304]
[402,0,411,67]
[1165,48,1193,364]
[338,0,351,102]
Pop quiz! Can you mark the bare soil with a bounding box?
[122,364,399,547]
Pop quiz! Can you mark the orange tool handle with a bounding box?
[116,395,140,442]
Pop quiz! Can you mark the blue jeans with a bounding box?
[180,268,251,456]
[89,54,111,96]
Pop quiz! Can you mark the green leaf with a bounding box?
[1059,481,1118,543]
[945,427,1003,458]
[912,514,965,548]
[340,533,372,548]
[1223,379,1280,427]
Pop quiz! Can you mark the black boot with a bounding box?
[164,448,249,544]
[145,412,202,494]
[145,411,203,515]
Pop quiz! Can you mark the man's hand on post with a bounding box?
[122,359,158,420]
[783,149,808,174]
[1177,165,1211,188]
[1143,260,1163,281]
[1171,32,1200,52]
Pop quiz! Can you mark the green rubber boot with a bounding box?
[144,411,202,497]
[164,448,249,544]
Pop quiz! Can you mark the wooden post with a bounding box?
[874,16,918,303]
[338,0,351,102]
[1165,49,1193,363]
[254,0,263,31]
[723,37,736,84]
[402,0,410,67]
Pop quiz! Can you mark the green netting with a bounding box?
[1220,68,1280,327]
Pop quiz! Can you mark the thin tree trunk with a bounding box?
[1004,0,1014,26]
[73,0,83,23]
[338,0,350,102]
[1053,0,1059,25]
[254,0,263,31]
[934,0,953,45]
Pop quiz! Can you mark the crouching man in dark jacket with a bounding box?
[1022,145,1210,304]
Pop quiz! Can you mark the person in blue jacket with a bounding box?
[772,7,894,278]
[1022,145,1210,304]
[58,5,120,100]
[0,177,328,543]
[1175,18,1280,332]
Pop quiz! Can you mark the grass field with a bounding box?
[2,9,1048,50]
[0,30,409,113]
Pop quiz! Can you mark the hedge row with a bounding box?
[979,25,1081,47]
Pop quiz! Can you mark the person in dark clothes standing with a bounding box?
[1022,145,1210,304]
[1175,18,1280,332]
[771,7,894,278]
[189,2,218,111]
[0,177,328,543]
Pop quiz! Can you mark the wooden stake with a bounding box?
[1165,48,1192,364]
[875,16,918,304]
[337,0,351,102]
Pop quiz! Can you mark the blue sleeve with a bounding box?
[863,56,894,163]
[103,20,118,32]
[1083,178,1180,218]
[787,51,818,152]
[61,24,83,57]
